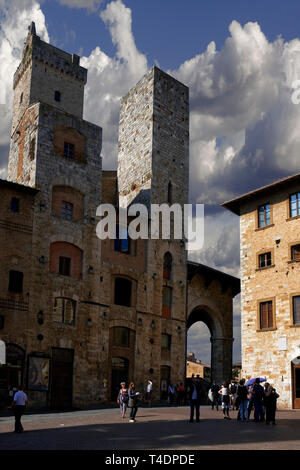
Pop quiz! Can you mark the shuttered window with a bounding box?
[291,244,300,261]
[259,301,273,329]
[293,296,300,325]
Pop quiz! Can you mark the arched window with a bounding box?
[49,242,83,280]
[163,252,172,280]
[52,185,84,221]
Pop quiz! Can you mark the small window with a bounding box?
[54,90,61,102]
[259,300,274,329]
[61,201,73,220]
[112,327,130,347]
[11,198,19,213]
[290,193,300,218]
[8,271,23,293]
[163,252,172,280]
[258,252,272,268]
[53,298,76,325]
[291,244,300,261]
[114,278,132,307]
[258,204,271,228]
[64,142,74,160]
[59,256,71,276]
[162,286,172,318]
[114,225,130,254]
[29,137,36,160]
[293,296,300,325]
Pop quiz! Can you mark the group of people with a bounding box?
[167,383,186,406]
[209,378,280,424]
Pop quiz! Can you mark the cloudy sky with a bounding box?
[1,0,300,364]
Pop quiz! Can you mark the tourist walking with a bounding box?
[128,382,139,422]
[117,382,129,418]
[252,378,265,422]
[188,377,202,423]
[264,383,279,425]
[12,385,28,433]
[210,381,220,411]
[219,382,231,419]
[145,379,152,406]
[237,379,249,422]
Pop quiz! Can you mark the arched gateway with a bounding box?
[187,262,240,385]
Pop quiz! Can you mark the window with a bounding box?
[11,198,19,213]
[54,90,61,102]
[259,300,274,329]
[291,244,300,261]
[167,181,172,204]
[29,137,36,160]
[114,226,130,254]
[163,252,173,280]
[112,327,130,347]
[53,298,76,325]
[293,296,300,325]
[161,334,171,361]
[61,201,73,220]
[114,278,132,307]
[64,142,74,160]
[8,271,23,293]
[162,286,172,318]
[290,193,300,218]
[258,204,271,228]
[258,252,272,268]
[59,257,71,276]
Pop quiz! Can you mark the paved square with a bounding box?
[0,406,300,450]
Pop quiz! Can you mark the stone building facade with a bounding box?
[0,23,239,409]
[223,173,300,409]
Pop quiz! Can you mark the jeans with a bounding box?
[239,399,249,421]
[254,400,264,421]
[130,406,138,420]
[190,399,200,422]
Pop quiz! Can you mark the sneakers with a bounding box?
[129,419,135,423]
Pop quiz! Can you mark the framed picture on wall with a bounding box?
[27,355,50,391]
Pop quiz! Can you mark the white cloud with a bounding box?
[57,0,103,11]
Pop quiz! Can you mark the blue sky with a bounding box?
[2,0,300,365]
[43,0,300,69]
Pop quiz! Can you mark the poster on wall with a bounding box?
[28,356,50,391]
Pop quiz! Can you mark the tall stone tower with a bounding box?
[117,67,189,390]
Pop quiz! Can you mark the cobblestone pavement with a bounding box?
[0,406,300,450]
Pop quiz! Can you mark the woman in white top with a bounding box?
[218,382,231,420]
[117,382,129,418]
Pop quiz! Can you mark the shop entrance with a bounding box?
[50,348,74,410]
[292,363,300,409]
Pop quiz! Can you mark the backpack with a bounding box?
[230,384,237,394]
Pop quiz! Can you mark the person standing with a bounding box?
[188,377,202,423]
[117,382,129,419]
[168,383,175,405]
[229,380,238,410]
[128,382,139,423]
[252,378,265,422]
[210,381,220,411]
[237,379,249,422]
[219,382,231,419]
[264,383,279,425]
[145,379,152,407]
[178,383,185,406]
[12,385,28,433]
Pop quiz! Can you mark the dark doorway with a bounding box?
[111,357,129,401]
[50,348,74,410]
[293,364,300,409]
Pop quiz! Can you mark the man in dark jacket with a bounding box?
[188,377,202,423]
[252,378,265,422]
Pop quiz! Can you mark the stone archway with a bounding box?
[187,262,240,386]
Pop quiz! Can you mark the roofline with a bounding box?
[187,260,240,296]
[0,179,39,195]
[221,172,300,216]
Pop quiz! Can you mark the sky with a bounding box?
[1,0,300,365]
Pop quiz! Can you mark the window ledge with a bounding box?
[286,215,300,222]
[287,260,300,264]
[255,224,274,232]
[289,324,300,328]
[256,327,277,332]
[255,264,275,272]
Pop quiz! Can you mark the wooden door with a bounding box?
[50,348,74,410]
[293,365,300,409]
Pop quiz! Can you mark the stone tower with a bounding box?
[117,67,189,390]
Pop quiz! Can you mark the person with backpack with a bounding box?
[237,379,249,422]
[117,382,129,419]
[128,382,139,422]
